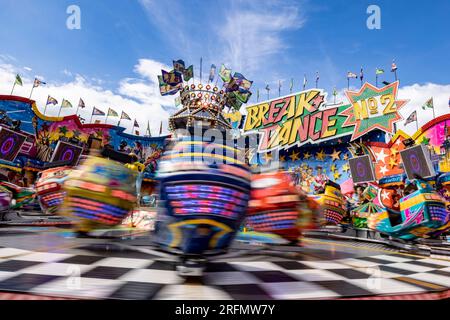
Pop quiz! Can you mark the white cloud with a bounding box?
[218,1,306,73]
[397,83,450,135]
[0,58,176,135]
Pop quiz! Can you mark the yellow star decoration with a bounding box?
[290,150,300,161]
[391,148,399,157]
[316,149,326,161]
[330,164,337,172]
[330,149,341,161]
[279,155,286,162]
[264,152,272,162]
[303,152,311,160]
[333,171,341,180]
[343,153,349,161]
[389,156,397,168]
[342,163,350,172]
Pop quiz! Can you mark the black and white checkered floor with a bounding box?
[0,238,449,300]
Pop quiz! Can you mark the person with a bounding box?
[351,186,364,207]
[313,166,328,194]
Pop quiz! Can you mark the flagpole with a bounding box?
[90,107,95,123]
[105,113,109,124]
[347,78,349,90]
[415,118,418,132]
[432,104,436,119]
[57,99,64,117]
[28,85,35,99]
[75,102,80,117]
[200,58,202,84]
[376,74,378,88]
[10,82,16,96]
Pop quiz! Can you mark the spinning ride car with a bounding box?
[351,185,383,229]
[369,178,449,240]
[0,181,35,210]
[61,156,137,234]
[0,186,12,212]
[35,167,72,215]
[316,181,346,225]
[246,171,302,243]
[154,131,251,256]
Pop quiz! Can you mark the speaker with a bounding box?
[0,126,27,162]
[349,155,376,183]
[400,144,435,180]
[50,141,84,167]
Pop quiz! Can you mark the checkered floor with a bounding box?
[0,244,449,300]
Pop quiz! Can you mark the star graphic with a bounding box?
[389,157,398,168]
[303,152,312,160]
[422,137,430,145]
[290,150,300,161]
[312,94,324,108]
[391,147,399,157]
[330,149,341,161]
[280,155,286,162]
[374,149,388,163]
[381,190,390,201]
[343,153,349,161]
[379,165,389,175]
[316,149,326,161]
[330,164,337,172]
[333,171,341,181]
[339,82,408,141]
[342,163,350,172]
[395,139,403,146]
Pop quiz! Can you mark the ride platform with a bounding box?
[0,226,448,300]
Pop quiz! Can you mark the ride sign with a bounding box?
[242,82,408,152]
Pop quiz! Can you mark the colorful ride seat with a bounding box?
[317,181,346,225]
[154,133,251,256]
[0,181,35,210]
[35,167,72,215]
[61,156,137,232]
[371,179,449,240]
[0,186,12,212]
[246,171,302,242]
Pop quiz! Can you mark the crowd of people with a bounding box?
[288,165,329,194]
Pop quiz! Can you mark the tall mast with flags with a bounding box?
[359,67,364,87]
[265,84,270,100]
[391,60,398,81]
[303,74,307,90]
[11,74,23,95]
[29,78,46,99]
[76,98,85,116]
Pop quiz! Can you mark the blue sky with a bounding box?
[0,0,449,134]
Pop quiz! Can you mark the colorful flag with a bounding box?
[120,111,131,120]
[235,88,252,103]
[218,64,232,82]
[333,87,337,97]
[33,78,46,88]
[46,95,58,106]
[404,110,417,125]
[173,59,185,73]
[183,65,194,82]
[391,61,398,72]
[315,72,320,82]
[78,98,86,109]
[134,119,139,128]
[107,108,118,117]
[208,64,216,82]
[422,98,434,110]
[376,68,385,75]
[14,74,23,86]
[158,75,182,96]
[92,107,105,116]
[162,69,182,86]
[226,92,244,110]
[61,99,73,108]
[233,72,253,90]
[347,72,357,79]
